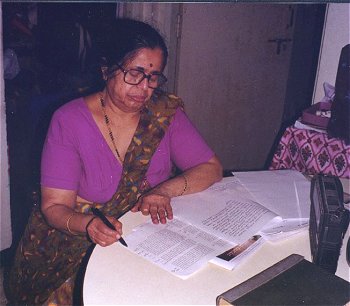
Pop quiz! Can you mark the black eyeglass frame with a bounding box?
[108,63,167,89]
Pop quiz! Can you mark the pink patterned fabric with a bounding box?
[269,126,350,178]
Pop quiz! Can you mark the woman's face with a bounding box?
[105,47,164,113]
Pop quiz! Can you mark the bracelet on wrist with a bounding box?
[66,212,78,235]
[179,174,188,196]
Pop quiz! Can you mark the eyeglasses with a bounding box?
[110,64,167,89]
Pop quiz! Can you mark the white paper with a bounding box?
[234,170,311,219]
[126,193,278,278]
[260,218,309,241]
[125,218,233,279]
[172,192,278,244]
[125,170,311,278]
[209,218,309,270]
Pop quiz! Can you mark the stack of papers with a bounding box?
[124,170,311,279]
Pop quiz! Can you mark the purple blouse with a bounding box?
[41,98,214,203]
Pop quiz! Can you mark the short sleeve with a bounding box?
[41,109,81,190]
[169,109,214,170]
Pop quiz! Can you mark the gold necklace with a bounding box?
[100,95,123,163]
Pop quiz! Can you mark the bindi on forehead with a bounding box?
[149,63,153,68]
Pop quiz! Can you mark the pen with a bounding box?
[91,207,128,247]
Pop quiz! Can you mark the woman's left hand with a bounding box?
[131,193,173,224]
[131,156,223,224]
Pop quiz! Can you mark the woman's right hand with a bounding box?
[86,217,123,247]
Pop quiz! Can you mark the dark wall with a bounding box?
[1,2,117,266]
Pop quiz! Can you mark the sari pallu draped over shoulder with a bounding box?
[8,92,184,305]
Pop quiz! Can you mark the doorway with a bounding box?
[176,3,326,171]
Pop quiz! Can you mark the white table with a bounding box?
[83,211,349,305]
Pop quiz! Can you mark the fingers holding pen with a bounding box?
[86,217,123,247]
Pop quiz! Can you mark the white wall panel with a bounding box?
[313,4,350,103]
[0,3,12,251]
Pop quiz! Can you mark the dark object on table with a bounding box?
[327,44,350,144]
[309,174,349,274]
[301,101,331,129]
[216,254,350,306]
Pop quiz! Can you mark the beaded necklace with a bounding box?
[99,95,123,163]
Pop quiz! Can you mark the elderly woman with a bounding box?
[8,18,222,305]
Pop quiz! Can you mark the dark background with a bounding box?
[2,2,117,265]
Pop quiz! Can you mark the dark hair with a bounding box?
[99,18,168,71]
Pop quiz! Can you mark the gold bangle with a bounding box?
[179,175,188,196]
[66,212,78,235]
